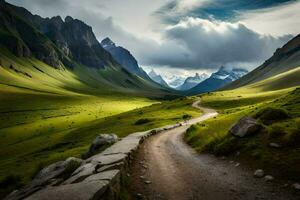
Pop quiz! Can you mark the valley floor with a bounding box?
[0,86,199,198]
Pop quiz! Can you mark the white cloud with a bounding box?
[239,1,300,36]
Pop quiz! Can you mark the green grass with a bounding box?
[0,87,200,197]
[185,67,300,181]
[0,48,186,197]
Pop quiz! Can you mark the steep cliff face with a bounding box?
[0,1,61,67]
[101,37,150,79]
[0,1,117,69]
[39,16,115,69]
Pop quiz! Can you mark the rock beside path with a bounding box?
[230,117,264,137]
[82,134,118,159]
[254,169,264,178]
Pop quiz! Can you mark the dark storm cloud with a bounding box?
[141,18,292,69]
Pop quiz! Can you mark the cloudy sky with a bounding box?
[8,0,300,79]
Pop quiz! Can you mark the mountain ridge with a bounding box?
[177,73,208,90]
[224,34,300,90]
[187,67,248,95]
[100,37,151,80]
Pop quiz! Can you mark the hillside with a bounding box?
[0,1,171,97]
[185,65,300,183]
[225,34,300,89]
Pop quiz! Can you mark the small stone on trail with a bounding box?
[269,143,281,148]
[292,183,300,190]
[136,193,143,199]
[140,176,145,179]
[283,183,289,188]
[235,163,240,167]
[264,175,274,181]
[254,169,264,178]
[229,160,234,164]
[144,180,151,184]
[142,165,148,169]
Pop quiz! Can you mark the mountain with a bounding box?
[165,75,185,88]
[187,67,248,95]
[177,73,208,90]
[100,37,150,80]
[225,34,300,90]
[148,69,169,87]
[0,1,172,98]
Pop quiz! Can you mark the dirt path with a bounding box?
[129,101,298,200]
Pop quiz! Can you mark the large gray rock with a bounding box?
[230,117,264,137]
[82,134,118,159]
[63,163,97,184]
[6,157,82,200]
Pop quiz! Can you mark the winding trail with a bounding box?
[129,101,298,200]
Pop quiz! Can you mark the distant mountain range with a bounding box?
[166,75,186,88]
[100,37,150,80]
[225,34,300,90]
[177,73,208,91]
[187,67,248,95]
[148,69,169,87]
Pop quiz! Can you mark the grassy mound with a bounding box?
[254,107,290,124]
[134,118,151,125]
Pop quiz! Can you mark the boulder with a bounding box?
[254,169,264,178]
[230,117,264,137]
[6,157,82,200]
[82,134,118,159]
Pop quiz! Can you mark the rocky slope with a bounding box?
[177,73,208,91]
[148,69,169,87]
[187,67,248,95]
[101,37,150,80]
[225,34,300,89]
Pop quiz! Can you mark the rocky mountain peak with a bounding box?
[65,16,74,23]
[101,37,116,48]
[149,69,157,77]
